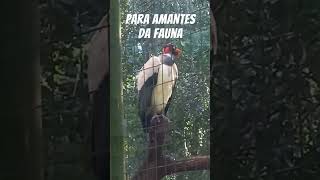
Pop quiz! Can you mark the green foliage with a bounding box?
[121,0,210,179]
[40,0,105,179]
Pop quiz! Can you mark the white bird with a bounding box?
[136,43,182,132]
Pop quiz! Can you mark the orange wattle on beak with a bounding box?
[174,48,182,58]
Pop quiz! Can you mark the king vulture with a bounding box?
[137,43,182,132]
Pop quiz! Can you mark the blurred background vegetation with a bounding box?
[40,0,210,179]
[40,0,106,179]
[39,0,320,179]
[121,0,210,179]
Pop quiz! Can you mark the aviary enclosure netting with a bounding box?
[36,0,320,179]
[121,0,210,179]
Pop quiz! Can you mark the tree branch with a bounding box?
[131,115,210,180]
[165,156,210,175]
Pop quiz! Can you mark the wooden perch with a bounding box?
[132,115,210,180]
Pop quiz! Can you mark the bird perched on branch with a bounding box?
[137,43,182,132]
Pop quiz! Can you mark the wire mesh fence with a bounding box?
[40,0,210,179]
[121,0,211,179]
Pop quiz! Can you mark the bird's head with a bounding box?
[162,43,182,59]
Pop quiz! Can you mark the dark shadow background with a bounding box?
[2,0,320,180]
[211,0,320,180]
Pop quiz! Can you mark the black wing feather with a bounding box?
[164,77,177,115]
[138,73,158,132]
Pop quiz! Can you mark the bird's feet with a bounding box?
[150,114,169,132]
[148,114,171,144]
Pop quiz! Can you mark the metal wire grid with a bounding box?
[39,15,209,180]
[123,46,210,179]
[122,2,210,179]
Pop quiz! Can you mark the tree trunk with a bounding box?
[87,13,110,180]
[110,0,125,180]
[1,1,43,180]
